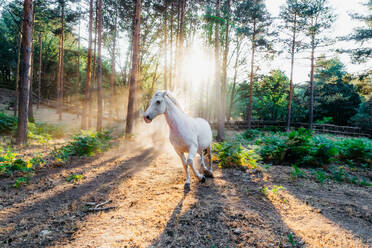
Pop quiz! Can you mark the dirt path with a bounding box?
[1,138,371,248]
[0,102,371,247]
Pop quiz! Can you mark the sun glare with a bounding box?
[182,41,215,94]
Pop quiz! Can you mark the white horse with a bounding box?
[144,90,213,188]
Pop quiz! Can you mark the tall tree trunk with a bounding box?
[89,1,98,128]
[169,2,174,90]
[76,18,80,99]
[286,13,297,132]
[37,32,42,109]
[110,3,118,121]
[163,0,168,90]
[228,37,241,121]
[28,36,35,122]
[247,19,256,129]
[96,0,103,131]
[28,13,34,122]
[57,2,64,121]
[215,0,224,141]
[81,0,93,129]
[125,0,141,135]
[220,0,230,136]
[180,0,186,92]
[57,28,61,116]
[309,35,315,130]
[14,31,22,117]
[16,0,33,145]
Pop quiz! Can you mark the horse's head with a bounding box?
[144,90,168,123]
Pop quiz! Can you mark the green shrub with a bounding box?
[0,112,17,134]
[337,138,372,165]
[14,175,31,188]
[52,130,112,162]
[256,129,341,167]
[66,174,84,183]
[315,116,333,124]
[285,128,312,163]
[212,141,260,169]
[259,126,285,132]
[302,136,339,167]
[255,134,287,162]
[241,129,261,140]
[0,148,33,175]
[290,165,306,179]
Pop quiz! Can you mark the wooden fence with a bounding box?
[211,120,372,138]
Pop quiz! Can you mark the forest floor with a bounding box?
[0,95,372,248]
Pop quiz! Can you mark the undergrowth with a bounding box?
[52,130,112,163]
[212,141,260,170]
[0,112,66,143]
[255,128,371,168]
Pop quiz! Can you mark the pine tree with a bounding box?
[235,0,273,129]
[302,0,335,129]
[16,0,33,145]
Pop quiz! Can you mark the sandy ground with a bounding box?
[0,91,371,248]
[1,137,371,248]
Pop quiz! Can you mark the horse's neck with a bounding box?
[164,98,187,133]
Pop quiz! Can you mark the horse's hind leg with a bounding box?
[178,152,190,187]
[207,145,214,177]
[200,149,213,178]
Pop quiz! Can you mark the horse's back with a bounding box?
[194,118,212,150]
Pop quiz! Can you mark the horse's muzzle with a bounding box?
[144,115,152,123]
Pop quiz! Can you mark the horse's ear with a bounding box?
[161,90,168,97]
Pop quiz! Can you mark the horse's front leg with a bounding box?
[187,145,206,183]
[177,152,190,188]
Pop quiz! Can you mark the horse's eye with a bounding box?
[156,100,161,105]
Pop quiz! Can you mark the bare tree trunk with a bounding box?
[286,13,297,132]
[57,28,61,116]
[81,0,93,129]
[247,19,256,129]
[309,35,315,130]
[219,0,230,136]
[125,0,141,135]
[169,2,174,90]
[57,2,64,121]
[89,1,98,128]
[16,0,33,145]
[28,12,35,122]
[37,31,42,109]
[215,0,224,141]
[14,31,22,117]
[76,18,80,98]
[28,39,34,122]
[163,0,168,90]
[228,37,241,121]
[180,0,186,92]
[96,0,103,131]
[110,3,118,121]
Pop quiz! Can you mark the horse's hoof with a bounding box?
[200,176,206,183]
[184,183,190,191]
[204,170,214,178]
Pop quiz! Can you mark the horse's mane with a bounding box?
[165,91,184,112]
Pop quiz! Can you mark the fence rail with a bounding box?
[211,120,371,138]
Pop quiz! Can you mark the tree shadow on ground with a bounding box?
[0,147,158,247]
[275,169,372,246]
[150,167,305,248]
